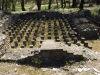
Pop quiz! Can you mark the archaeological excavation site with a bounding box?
[0,10,100,67]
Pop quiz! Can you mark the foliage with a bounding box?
[80,57,88,65]
[66,60,75,66]
[31,58,42,69]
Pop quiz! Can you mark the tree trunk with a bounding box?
[21,0,26,11]
[12,0,16,11]
[2,0,4,10]
[48,0,52,10]
[79,0,84,10]
[5,0,7,10]
[61,0,63,8]
[64,0,66,8]
[56,0,58,8]
[69,0,70,8]
[36,0,41,10]
[96,0,100,5]
[0,0,2,10]
[72,0,77,8]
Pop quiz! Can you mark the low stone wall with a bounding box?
[34,49,83,61]
[69,10,99,39]
[0,35,10,55]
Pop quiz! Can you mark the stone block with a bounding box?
[23,40,27,46]
[62,32,66,35]
[48,26,51,28]
[81,37,85,43]
[25,36,28,41]
[25,25,27,29]
[29,45,33,48]
[10,36,13,42]
[54,26,57,29]
[42,28,45,31]
[12,33,16,39]
[23,27,26,32]
[42,26,45,29]
[8,26,11,30]
[11,45,15,48]
[28,30,31,34]
[34,33,37,36]
[56,39,60,42]
[35,30,38,33]
[67,42,71,46]
[33,36,36,41]
[48,28,51,31]
[84,41,88,47]
[54,32,58,35]
[76,42,80,46]
[13,26,16,30]
[48,35,51,39]
[14,40,18,47]
[73,37,77,44]
[88,46,92,49]
[31,25,33,28]
[55,35,59,39]
[61,28,65,32]
[31,40,35,45]
[19,33,23,38]
[65,38,69,44]
[15,30,18,35]
[11,28,14,33]
[17,35,21,42]
[48,32,51,35]
[20,45,24,48]
[73,28,77,32]
[26,32,30,37]
[17,28,20,32]
[54,29,58,32]
[2,31,5,34]
[40,40,43,44]
[63,35,67,39]
[22,30,24,35]
[41,36,44,40]
[71,35,75,40]
[19,25,22,30]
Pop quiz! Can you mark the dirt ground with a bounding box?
[88,40,100,52]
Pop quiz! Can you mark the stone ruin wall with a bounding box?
[33,49,83,61]
[0,35,10,55]
[68,10,99,39]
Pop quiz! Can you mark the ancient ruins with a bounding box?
[0,10,100,63]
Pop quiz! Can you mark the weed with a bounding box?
[83,57,88,61]
[66,61,70,66]
[80,61,85,65]
[69,60,75,64]
[31,58,42,70]
[66,60,75,66]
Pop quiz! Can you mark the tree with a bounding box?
[21,0,26,11]
[56,0,58,8]
[12,0,16,11]
[79,0,84,10]
[5,0,8,10]
[2,0,4,10]
[61,0,63,8]
[96,0,100,5]
[0,0,2,10]
[69,0,70,8]
[64,0,66,8]
[48,0,52,10]
[35,0,42,10]
[72,0,77,8]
